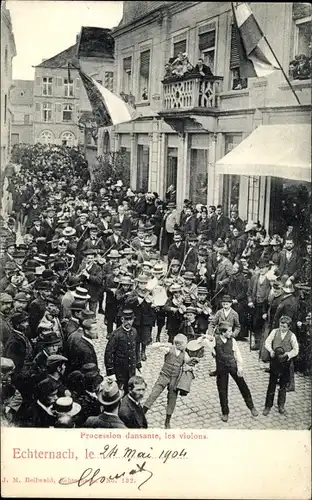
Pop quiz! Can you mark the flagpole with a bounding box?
[250,8,302,106]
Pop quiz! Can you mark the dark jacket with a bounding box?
[126,291,156,327]
[3,330,34,372]
[247,272,271,306]
[105,234,124,251]
[28,297,47,337]
[67,335,98,372]
[80,263,103,301]
[278,250,301,280]
[119,394,148,429]
[85,412,127,428]
[215,214,230,240]
[228,272,249,303]
[168,242,186,263]
[26,401,56,428]
[0,312,12,348]
[104,326,140,382]
[180,215,197,236]
[273,293,298,329]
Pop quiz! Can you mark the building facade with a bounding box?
[1,1,16,168]
[10,80,34,146]
[33,28,115,150]
[98,1,311,231]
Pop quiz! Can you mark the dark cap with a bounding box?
[11,311,29,327]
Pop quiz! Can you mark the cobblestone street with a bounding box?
[93,315,311,430]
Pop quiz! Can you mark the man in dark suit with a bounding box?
[78,249,104,313]
[94,209,113,244]
[119,375,148,429]
[180,206,197,237]
[105,223,124,251]
[25,377,58,427]
[193,57,214,76]
[112,205,132,240]
[278,238,301,282]
[215,205,230,241]
[66,319,98,372]
[168,232,186,264]
[272,280,298,330]
[229,210,245,232]
[85,379,126,428]
[104,309,141,394]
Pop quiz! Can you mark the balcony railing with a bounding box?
[162,74,223,111]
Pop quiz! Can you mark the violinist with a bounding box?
[181,271,198,302]
[151,263,167,342]
[78,249,103,314]
[165,258,184,288]
[119,247,137,278]
[164,283,186,344]
[115,275,133,327]
[195,286,212,335]
[126,274,156,362]
[104,262,120,337]
[179,306,198,341]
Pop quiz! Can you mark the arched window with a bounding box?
[39,130,54,144]
[61,131,75,146]
[4,46,8,75]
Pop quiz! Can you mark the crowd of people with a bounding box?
[163,52,214,80]
[0,143,311,429]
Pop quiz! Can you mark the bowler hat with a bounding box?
[54,396,81,417]
[42,269,57,281]
[81,363,103,385]
[11,311,29,328]
[23,259,37,272]
[258,259,270,269]
[97,378,123,406]
[36,280,51,291]
[14,292,29,303]
[82,319,97,330]
[188,234,198,242]
[136,274,149,283]
[70,300,86,312]
[221,295,232,303]
[37,331,63,346]
[79,309,96,321]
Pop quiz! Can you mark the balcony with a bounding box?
[162,74,223,111]
[159,74,223,134]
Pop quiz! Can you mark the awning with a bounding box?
[216,124,311,182]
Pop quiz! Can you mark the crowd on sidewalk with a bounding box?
[0,143,311,429]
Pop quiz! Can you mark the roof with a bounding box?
[77,27,114,59]
[35,44,78,68]
[11,80,34,106]
[215,124,311,182]
[118,1,175,28]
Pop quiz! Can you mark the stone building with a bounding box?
[32,28,115,150]
[1,1,16,168]
[10,80,34,146]
[98,1,311,232]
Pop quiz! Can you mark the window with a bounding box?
[39,130,53,144]
[11,133,19,146]
[198,24,216,72]
[64,78,74,97]
[295,19,311,55]
[4,46,8,75]
[229,24,248,90]
[190,149,208,205]
[137,145,149,191]
[173,39,187,58]
[63,104,73,122]
[24,114,30,124]
[122,57,132,94]
[166,147,178,196]
[4,94,7,123]
[61,131,75,147]
[42,77,53,96]
[222,134,242,214]
[139,50,150,101]
[104,72,114,92]
[42,102,52,122]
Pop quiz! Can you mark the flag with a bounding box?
[78,70,140,127]
[232,2,280,78]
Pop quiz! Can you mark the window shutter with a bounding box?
[76,78,80,88]
[57,77,63,86]
[36,77,40,86]
[55,103,62,122]
[123,57,132,71]
[173,39,187,57]
[140,50,150,77]
[198,30,216,51]
[230,23,241,69]
[35,102,41,112]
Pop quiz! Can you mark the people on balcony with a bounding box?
[193,58,214,77]
[289,54,312,81]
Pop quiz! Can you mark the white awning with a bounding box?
[215,124,311,182]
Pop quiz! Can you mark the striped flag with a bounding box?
[79,70,141,127]
[232,2,280,78]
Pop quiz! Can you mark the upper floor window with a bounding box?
[42,77,53,96]
[173,39,187,59]
[290,4,311,80]
[64,78,74,97]
[42,102,52,122]
[139,50,150,101]
[122,57,132,94]
[104,71,114,92]
[198,23,216,73]
[63,104,73,122]
[4,46,8,75]
[24,114,30,125]
[229,23,248,90]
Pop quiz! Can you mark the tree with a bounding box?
[92,151,130,191]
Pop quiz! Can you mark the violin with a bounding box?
[196,302,212,316]
[137,288,153,304]
[172,296,186,314]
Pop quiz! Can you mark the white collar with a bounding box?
[82,335,93,345]
[37,400,54,415]
[128,394,140,406]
